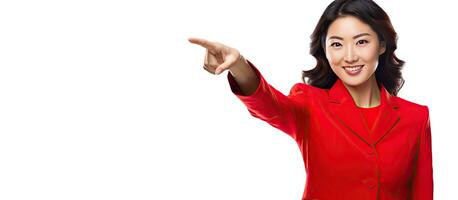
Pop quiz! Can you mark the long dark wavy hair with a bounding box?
[302,0,405,96]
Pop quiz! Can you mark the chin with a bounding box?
[339,76,369,87]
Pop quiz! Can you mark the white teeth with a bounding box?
[344,65,363,71]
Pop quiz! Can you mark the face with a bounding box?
[325,15,386,87]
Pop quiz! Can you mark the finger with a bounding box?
[202,65,214,74]
[204,49,209,67]
[203,64,215,75]
[214,54,237,75]
[206,49,220,68]
[188,37,219,52]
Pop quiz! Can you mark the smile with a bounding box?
[342,65,364,75]
[342,65,364,71]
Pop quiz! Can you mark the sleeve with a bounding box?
[227,59,310,141]
[411,105,434,199]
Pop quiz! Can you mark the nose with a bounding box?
[344,46,358,64]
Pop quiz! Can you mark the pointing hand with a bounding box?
[188,37,243,75]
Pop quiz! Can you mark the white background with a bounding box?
[0,0,456,199]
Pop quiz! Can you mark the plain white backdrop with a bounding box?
[0,0,457,199]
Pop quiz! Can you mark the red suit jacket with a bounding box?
[227,60,433,200]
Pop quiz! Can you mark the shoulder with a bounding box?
[289,82,326,97]
[392,96,430,124]
[287,82,328,107]
[392,96,429,112]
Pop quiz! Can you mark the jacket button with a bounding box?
[367,149,375,156]
[363,178,377,189]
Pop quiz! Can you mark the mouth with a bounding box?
[342,65,364,71]
[342,65,364,75]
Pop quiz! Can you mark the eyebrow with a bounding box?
[328,33,371,40]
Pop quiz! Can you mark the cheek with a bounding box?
[358,49,380,72]
[360,46,380,61]
[326,50,343,66]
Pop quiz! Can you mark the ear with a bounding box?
[379,41,386,55]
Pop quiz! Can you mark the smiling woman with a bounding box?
[304,0,405,100]
[325,16,386,107]
[188,0,433,199]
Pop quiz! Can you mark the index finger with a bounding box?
[188,37,219,52]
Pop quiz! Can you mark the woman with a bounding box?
[188,0,433,199]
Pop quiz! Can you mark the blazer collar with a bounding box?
[328,78,400,146]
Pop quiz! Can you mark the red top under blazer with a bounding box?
[227,60,433,200]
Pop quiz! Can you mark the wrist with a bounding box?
[230,54,248,75]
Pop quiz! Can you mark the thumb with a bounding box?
[214,54,237,75]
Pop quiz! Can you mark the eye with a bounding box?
[330,42,341,47]
[357,40,368,45]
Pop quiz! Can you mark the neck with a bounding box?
[343,75,381,108]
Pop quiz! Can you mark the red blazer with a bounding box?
[227,60,433,200]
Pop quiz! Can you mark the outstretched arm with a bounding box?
[189,37,309,140]
[228,60,309,141]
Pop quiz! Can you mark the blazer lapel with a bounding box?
[370,85,400,145]
[328,79,400,146]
